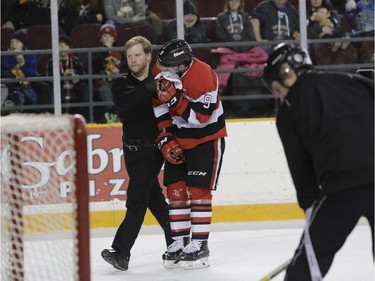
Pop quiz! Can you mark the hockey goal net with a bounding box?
[1,113,90,281]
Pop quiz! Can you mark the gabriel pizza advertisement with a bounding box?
[0,124,164,206]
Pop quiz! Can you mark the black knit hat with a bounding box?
[184,0,199,16]
[11,29,28,47]
[59,34,71,46]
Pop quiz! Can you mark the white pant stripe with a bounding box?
[170,221,191,230]
[191,224,211,233]
[190,211,212,218]
[170,209,191,216]
[304,198,326,281]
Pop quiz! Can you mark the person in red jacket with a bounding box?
[152,39,227,270]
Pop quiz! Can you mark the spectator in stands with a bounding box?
[212,0,270,117]
[1,0,52,30]
[307,0,342,38]
[46,35,89,105]
[59,0,106,35]
[306,0,354,63]
[215,0,255,52]
[104,0,159,28]
[251,0,300,53]
[104,0,146,25]
[354,0,374,35]
[344,0,358,33]
[165,0,206,43]
[1,0,17,30]
[1,29,39,108]
[342,0,374,39]
[144,0,162,33]
[92,20,122,123]
[329,0,349,15]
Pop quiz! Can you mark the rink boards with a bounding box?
[86,118,304,228]
[1,118,303,231]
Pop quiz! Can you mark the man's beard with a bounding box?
[130,62,147,77]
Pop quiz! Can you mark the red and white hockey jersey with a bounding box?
[153,57,227,150]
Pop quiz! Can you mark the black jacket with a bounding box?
[276,71,374,210]
[251,0,299,41]
[215,11,255,52]
[111,72,158,140]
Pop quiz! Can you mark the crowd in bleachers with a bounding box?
[1,0,374,122]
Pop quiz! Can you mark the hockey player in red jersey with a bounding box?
[153,39,227,269]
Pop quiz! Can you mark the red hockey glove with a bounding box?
[156,78,181,108]
[157,133,186,164]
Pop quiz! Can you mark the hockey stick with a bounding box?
[258,258,292,281]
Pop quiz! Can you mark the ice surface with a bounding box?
[90,219,374,281]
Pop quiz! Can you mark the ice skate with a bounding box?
[162,237,190,269]
[179,240,210,269]
[101,249,129,271]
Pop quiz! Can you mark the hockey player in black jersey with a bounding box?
[263,43,374,280]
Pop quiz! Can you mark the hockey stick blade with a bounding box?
[258,258,292,281]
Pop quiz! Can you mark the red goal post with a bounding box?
[1,113,90,281]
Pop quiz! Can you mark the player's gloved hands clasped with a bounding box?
[157,133,186,164]
[156,77,182,108]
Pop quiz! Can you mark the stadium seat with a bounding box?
[193,47,220,69]
[243,0,298,14]
[116,23,158,46]
[27,25,66,50]
[1,28,13,51]
[149,47,219,73]
[205,20,219,42]
[244,0,260,14]
[194,0,225,17]
[37,54,52,76]
[340,15,353,34]
[288,0,299,8]
[70,24,102,48]
[314,43,358,65]
[156,21,171,44]
[359,41,374,63]
[148,0,176,19]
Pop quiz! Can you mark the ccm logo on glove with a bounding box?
[157,134,186,165]
[157,78,181,108]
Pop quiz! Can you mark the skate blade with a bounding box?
[181,258,210,270]
[163,259,182,269]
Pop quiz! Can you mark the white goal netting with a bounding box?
[1,113,89,281]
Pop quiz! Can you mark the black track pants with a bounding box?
[285,184,374,281]
[111,146,173,257]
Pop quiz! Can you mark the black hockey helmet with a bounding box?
[263,43,313,89]
[157,39,193,67]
